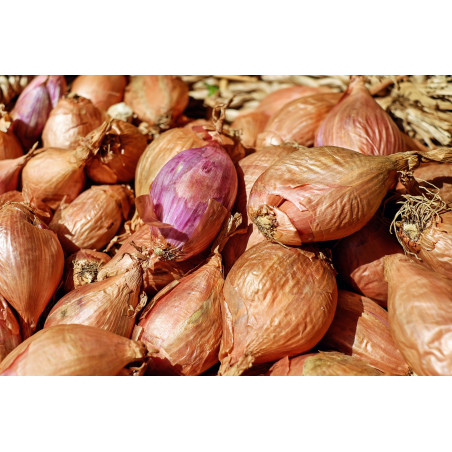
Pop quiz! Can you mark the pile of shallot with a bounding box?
[0,74,451,376]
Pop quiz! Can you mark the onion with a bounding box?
[124,75,189,128]
[0,324,147,376]
[320,290,409,375]
[256,85,332,118]
[97,224,207,294]
[0,190,23,205]
[384,254,452,375]
[0,296,21,362]
[0,146,40,195]
[0,105,23,159]
[222,144,297,272]
[41,95,105,149]
[70,75,127,111]
[83,119,148,183]
[49,184,133,253]
[136,143,238,261]
[11,75,67,150]
[21,146,91,210]
[135,127,206,199]
[134,252,223,375]
[315,76,405,156]
[44,259,146,338]
[248,146,452,245]
[333,216,403,307]
[268,352,384,376]
[256,92,341,149]
[218,241,337,376]
[0,202,64,337]
[392,194,452,279]
[62,249,111,293]
[231,111,269,150]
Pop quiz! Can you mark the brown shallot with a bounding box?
[218,241,337,376]
[45,259,147,338]
[0,105,23,160]
[231,111,269,150]
[70,75,127,111]
[83,119,148,183]
[49,184,133,253]
[256,92,341,149]
[124,75,189,128]
[320,290,409,375]
[384,254,452,376]
[248,146,452,246]
[0,202,64,337]
[315,76,405,156]
[0,324,148,376]
[42,95,105,149]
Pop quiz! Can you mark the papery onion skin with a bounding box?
[0,149,38,195]
[134,253,223,376]
[49,184,133,253]
[84,119,148,183]
[395,210,452,279]
[41,95,105,149]
[0,190,24,205]
[256,92,341,150]
[256,85,332,118]
[21,147,88,210]
[315,76,405,156]
[71,75,127,111]
[385,254,452,376]
[231,111,269,150]
[124,75,189,128]
[97,224,207,295]
[62,249,111,293]
[268,351,384,376]
[135,127,206,199]
[222,144,297,272]
[248,146,450,245]
[218,241,337,376]
[11,75,67,150]
[0,203,64,337]
[0,324,147,376]
[44,262,144,338]
[141,144,237,261]
[320,290,409,375]
[333,216,403,307]
[0,106,23,159]
[0,296,22,362]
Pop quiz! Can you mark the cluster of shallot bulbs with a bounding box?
[0,74,451,376]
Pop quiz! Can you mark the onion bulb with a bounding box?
[124,75,189,128]
[231,111,269,150]
[248,146,452,246]
[0,324,147,376]
[320,290,409,375]
[256,92,341,149]
[83,119,148,183]
[0,202,64,337]
[49,184,133,253]
[71,75,127,111]
[44,259,146,338]
[42,95,105,149]
[218,241,337,376]
[385,254,452,376]
[136,143,237,261]
[315,76,405,156]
